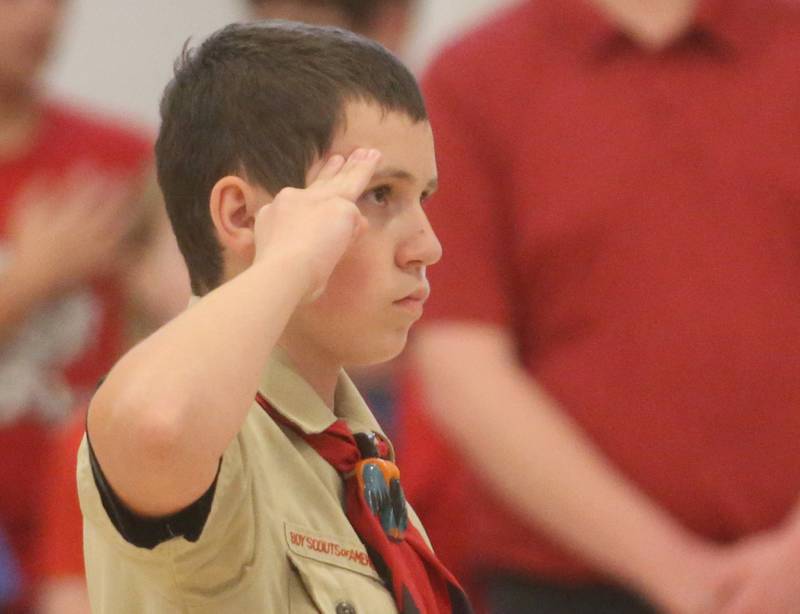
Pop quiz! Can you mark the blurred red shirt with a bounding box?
[399,0,800,585]
[0,102,151,612]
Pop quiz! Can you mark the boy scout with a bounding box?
[77,21,471,614]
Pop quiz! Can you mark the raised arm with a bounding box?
[87,149,380,518]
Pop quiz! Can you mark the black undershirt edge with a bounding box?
[85,433,219,550]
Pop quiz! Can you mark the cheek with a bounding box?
[316,243,384,311]
[292,242,412,363]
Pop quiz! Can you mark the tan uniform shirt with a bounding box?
[78,347,429,613]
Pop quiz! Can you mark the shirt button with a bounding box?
[335,602,357,614]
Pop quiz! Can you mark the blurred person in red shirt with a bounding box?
[33,409,90,614]
[400,0,800,612]
[0,2,189,612]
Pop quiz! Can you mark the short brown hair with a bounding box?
[155,21,426,295]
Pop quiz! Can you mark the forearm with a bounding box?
[413,328,707,600]
[89,252,307,515]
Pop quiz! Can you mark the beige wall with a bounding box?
[43,0,518,129]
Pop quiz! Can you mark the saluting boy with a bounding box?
[77,20,472,614]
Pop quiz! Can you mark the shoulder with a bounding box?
[425,1,538,84]
[421,2,542,147]
[768,0,800,40]
[422,0,546,125]
[736,0,800,44]
[768,0,800,19]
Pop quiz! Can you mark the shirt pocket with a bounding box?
[285,522,397,614]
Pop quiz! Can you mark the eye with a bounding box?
[361,185,392,207]
[420,191,432,206]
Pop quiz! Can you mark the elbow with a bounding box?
[88,380,190,466]
[130,405,188,465]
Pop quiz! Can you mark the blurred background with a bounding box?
[45,0,511,128]
[4,0,800,613]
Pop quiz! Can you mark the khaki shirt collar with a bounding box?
[186,296,393,455]
[259,346,394,458]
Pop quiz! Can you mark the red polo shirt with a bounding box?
[400,0,800,582]
[0,102,151,612]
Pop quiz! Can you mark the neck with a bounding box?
[277,338,341,410]
[0,84,42,159]
[591,0,699,49]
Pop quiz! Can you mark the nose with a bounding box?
[395,204,442,270]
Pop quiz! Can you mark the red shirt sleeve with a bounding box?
[36,412,87,580]
[420,52,518,329]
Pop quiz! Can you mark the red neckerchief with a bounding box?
[256,393,472,614]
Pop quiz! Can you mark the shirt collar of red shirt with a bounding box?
[541,0,753,60]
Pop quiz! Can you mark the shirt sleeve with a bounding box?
[85,433,218,550]
[420,50,518,329]
[77,421,256,598]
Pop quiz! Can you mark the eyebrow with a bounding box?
[372,167,438,192]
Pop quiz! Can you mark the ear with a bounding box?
[209,175,270,263]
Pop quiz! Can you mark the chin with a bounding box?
[343,328,409,367]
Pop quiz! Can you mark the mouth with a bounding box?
[395,285,430,303]
[392,285,429,315]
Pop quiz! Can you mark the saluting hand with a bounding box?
[253,147,380,302]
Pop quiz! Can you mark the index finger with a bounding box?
[307,154,346,186]
[325,148,382,202]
